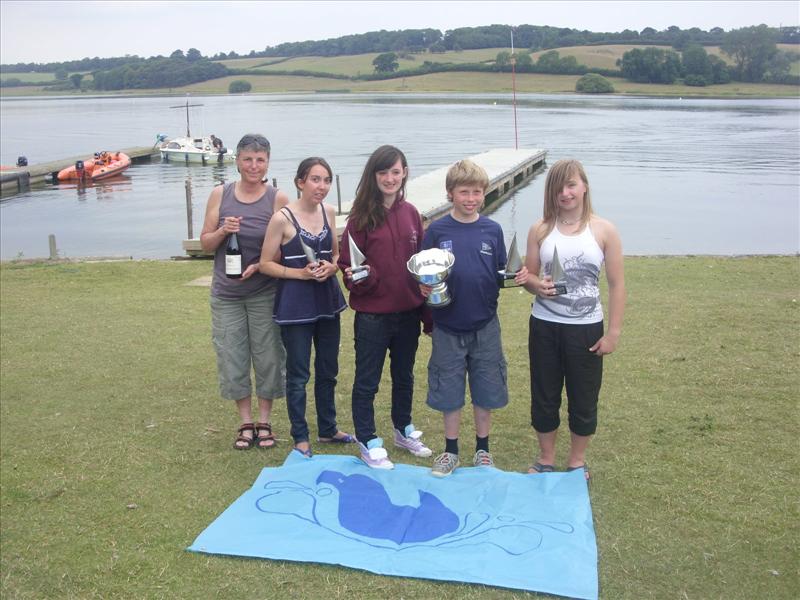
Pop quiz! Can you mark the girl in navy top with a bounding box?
[260,157,352,458]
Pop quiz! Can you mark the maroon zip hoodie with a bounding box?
[338,197,431,330]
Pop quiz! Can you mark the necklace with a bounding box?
[559,216,578,225]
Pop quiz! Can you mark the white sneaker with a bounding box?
[393,425,433,458]
[358,438,394,470]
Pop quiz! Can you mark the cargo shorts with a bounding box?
[210,286,286,401]
[426,315,509,412]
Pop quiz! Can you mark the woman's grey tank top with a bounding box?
[211,182,278,300]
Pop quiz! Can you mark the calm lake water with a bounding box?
[1,93,798,259]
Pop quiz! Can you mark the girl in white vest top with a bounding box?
[523,159,625,481]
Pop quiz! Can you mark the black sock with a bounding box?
[445,437,459,455]
[476,435,489,453]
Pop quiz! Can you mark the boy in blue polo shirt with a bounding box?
[420,160,529,476]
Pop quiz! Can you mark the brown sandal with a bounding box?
[233,422,256,450]
[255,422,276,449]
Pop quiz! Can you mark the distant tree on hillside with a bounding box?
[681,45,713,84]
[721,25,779,81]
[92,56,228,90]
[514,52,533,68]
[170,49,185,59]
[619,47,681,83]
[495,51,511,67]
[708,55,731,83]
[372,52,399,73]
[763,50,794,83]
[69,73,84,88]
[186,48,203,62]
[535,50,583,74]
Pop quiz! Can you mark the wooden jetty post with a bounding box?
[336,174,342,215]
[48,234,57,260]
[185,180,194,239]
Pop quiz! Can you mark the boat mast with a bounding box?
[510,27,519,150]
[169,97,204,137]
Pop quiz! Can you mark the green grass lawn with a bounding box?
[1,256,798,599]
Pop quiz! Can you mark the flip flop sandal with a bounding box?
[255,422,276,449]
[317,433,356,444]
[528,462,556,474]
[233,422,256,450]
[293,446,313,458]
[567,463,591,481]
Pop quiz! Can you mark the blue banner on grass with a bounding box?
[188,452,597,599]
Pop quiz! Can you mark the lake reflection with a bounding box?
[1,93,798,258]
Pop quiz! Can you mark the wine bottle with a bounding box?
[225,232,243,279]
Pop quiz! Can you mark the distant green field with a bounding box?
[0,71,55,82]
[224,48,503,77]
[217,56,287,69]
[226,44,799,76]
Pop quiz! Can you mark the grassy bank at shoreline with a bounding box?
[2,71,798,98]
[1,256,798,599]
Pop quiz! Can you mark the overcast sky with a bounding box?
[1,0,797,64]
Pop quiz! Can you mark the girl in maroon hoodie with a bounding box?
[338,145,432,470]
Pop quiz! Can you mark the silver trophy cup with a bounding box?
[407,248,455,307]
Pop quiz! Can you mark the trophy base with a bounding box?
[426,283,452,307]
[426,295,452,308]
[351,267,369,282]
[497,270,520,288]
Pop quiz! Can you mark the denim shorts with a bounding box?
[426,315,508,412]
[210,286,286,401]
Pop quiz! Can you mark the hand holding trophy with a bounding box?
[549,245,568,295]
[300,238,324,281]
[407,248,455,307]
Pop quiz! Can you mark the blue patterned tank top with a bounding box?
[272,206,346,325]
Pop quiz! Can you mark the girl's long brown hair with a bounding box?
[349,145,408,232]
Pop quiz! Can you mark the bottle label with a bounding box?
[225,255,242,275]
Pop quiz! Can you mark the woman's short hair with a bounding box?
[236,133,270,155]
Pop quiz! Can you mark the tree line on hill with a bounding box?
[1,24,797,90]
[247,23,799,58]
[339,25,797,88]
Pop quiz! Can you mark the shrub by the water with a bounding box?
[575,73,615,93]
[228,79,252,93]
[684,74,709,86]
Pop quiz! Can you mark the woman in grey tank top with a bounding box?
[200,134,289,451]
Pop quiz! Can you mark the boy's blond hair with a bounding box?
[445,159,489,195]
